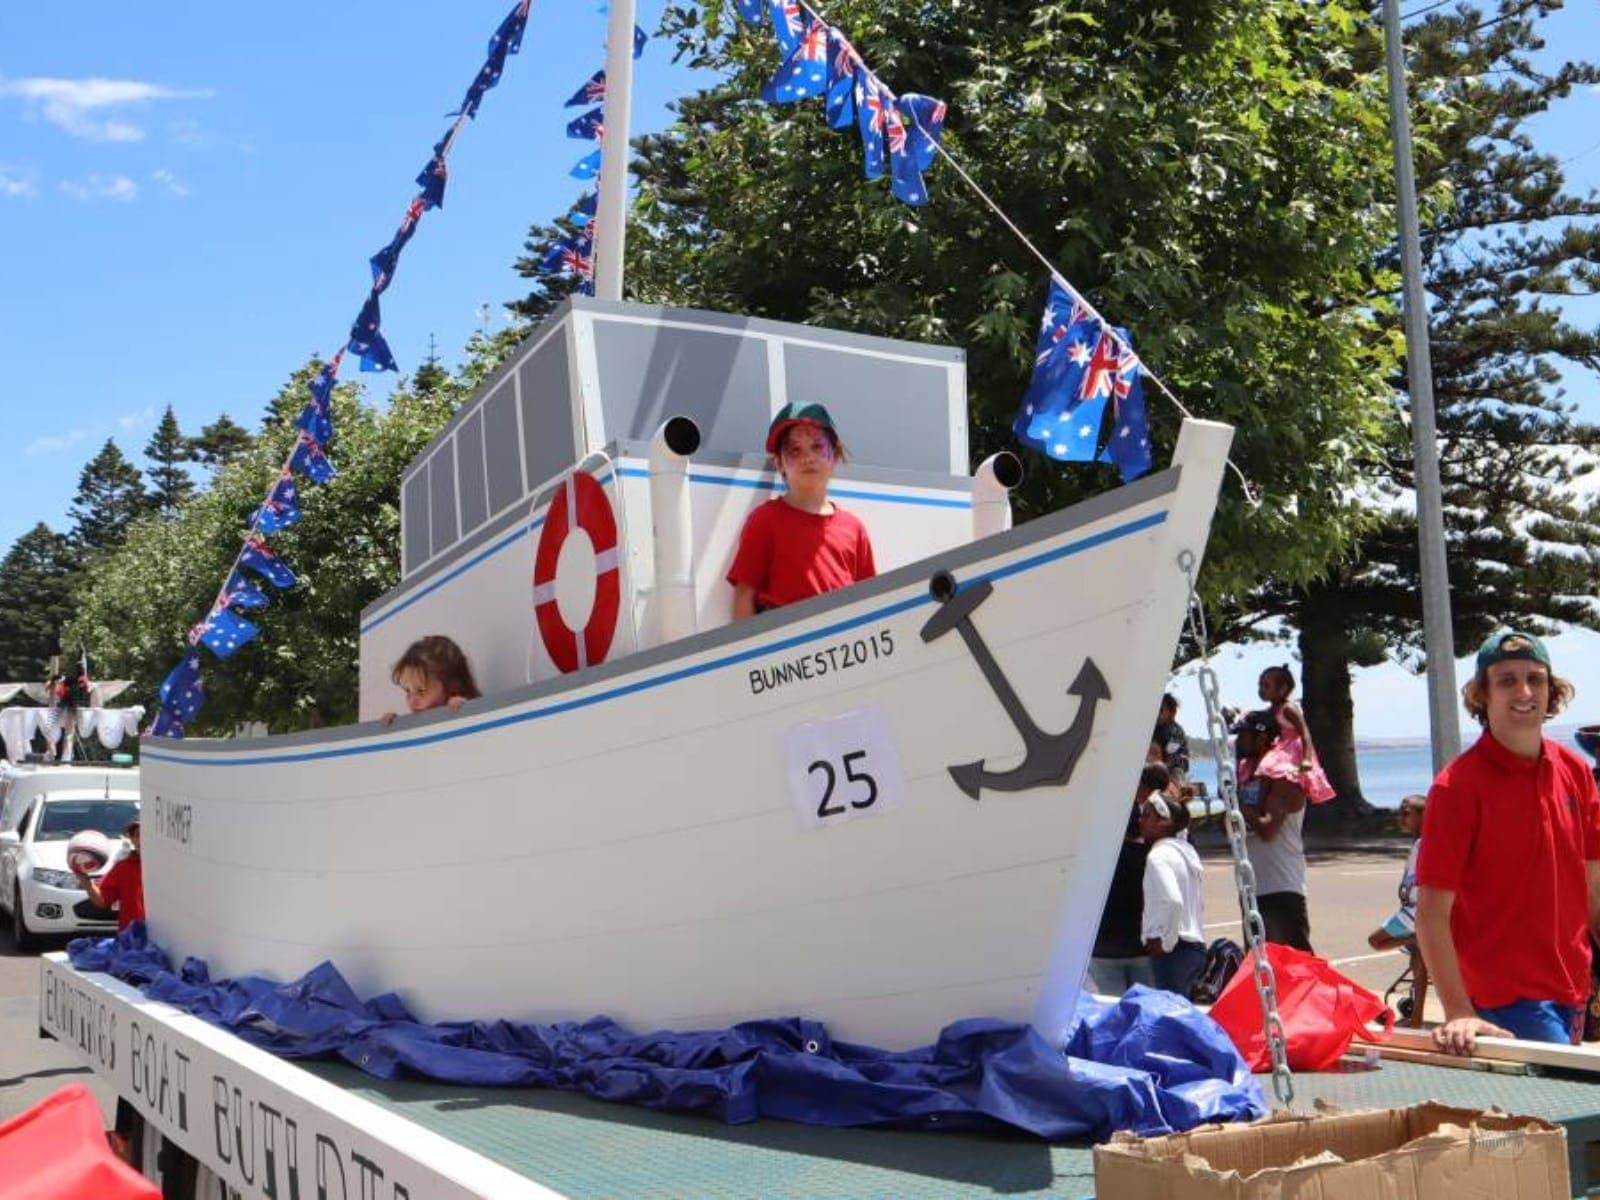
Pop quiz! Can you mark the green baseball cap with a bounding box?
[766,402,838,454]
[1475,629,1551,672]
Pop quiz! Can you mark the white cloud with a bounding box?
[150,168,189,196]
[0,75,211,142]
[0,164,36,197]
[26,407,155,456]
[58,173,139,202]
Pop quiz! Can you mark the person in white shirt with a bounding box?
[1140,793,1207,997]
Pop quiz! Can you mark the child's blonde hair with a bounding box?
[391,635,481,701]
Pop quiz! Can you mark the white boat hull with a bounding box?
[141,421,1232,1050]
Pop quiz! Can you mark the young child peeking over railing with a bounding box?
[380,635,482,724]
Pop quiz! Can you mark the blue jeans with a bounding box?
[1476,999,1581,1045]
[1151,939,1207,999]
[1087,956,1157,996]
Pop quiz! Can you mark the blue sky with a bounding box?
[1,2,1597,736]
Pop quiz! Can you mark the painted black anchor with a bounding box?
[920,570,1110,800]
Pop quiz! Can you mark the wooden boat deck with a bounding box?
[302,1057,1600,1198]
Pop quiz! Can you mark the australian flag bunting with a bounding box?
[761,19,828,104]
[290,432,337,485]
[1012,281,1153,482]
[221,570,269,611]
[541,234,594,277]
[567,107,604,141]
[255,471,303,534]
[349,295,397,373]
[190,606,260,660]
[452,0,530,119]
[571,148,602,180]
[824,29,862,129]
[371,199,424,295]
[159,653,206,723]
[634,24,648,58]
[565,70,606,107]
[883,102,929,206]
[240,536,298,589]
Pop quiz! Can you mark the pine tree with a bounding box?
[144,404,197,515]
[1229,0,1600,823]
[190,413,254,474]
[69,440,148,556]
[0,524,76,679]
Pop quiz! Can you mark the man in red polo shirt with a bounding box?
[1416,631,1600,1053]
[74,818,145,932]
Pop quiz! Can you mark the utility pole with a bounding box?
[1382,0,1461,771]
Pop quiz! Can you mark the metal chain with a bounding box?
[1178,549,1295,1108]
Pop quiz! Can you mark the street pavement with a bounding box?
[0,841,1423,1126]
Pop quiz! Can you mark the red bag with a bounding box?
[0,1082,159,1200]
[1207,942,1394,1071]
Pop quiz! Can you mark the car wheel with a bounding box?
[11,886,39,952]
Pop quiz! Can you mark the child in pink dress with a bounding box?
[1251,664,1336,803]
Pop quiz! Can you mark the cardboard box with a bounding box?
[1094,1102,1570,1199]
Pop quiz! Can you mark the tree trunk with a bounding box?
[1298,606,1376,831]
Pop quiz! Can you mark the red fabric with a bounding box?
[0,1082,158,1200]
[726,498,876,611]
[98,854,144,931]
[1417,734,1600,1008]
[1208,942,1392,1072]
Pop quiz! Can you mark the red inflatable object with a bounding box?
[0,1083,158,1200]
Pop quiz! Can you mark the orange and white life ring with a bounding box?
[532,471,620,674]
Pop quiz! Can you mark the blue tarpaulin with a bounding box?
[69,925,1262,1141]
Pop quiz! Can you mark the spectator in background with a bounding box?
[1141,791,1207,996]
[1236,709,1314,952]
[1153,692,1191,781]
[1367,794,1426,951]
[74,819,144,932]
[1417,630,1600,1053]
[1087,765,1170,995]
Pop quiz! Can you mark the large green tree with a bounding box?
[0,524,76,679]
[1228,0,1600,822]
[519,0,1405,606]
[68,439,147,557]
[189,413,255,475]
[144,404,197,516]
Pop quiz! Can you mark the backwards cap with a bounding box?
[1475,630,1551,673]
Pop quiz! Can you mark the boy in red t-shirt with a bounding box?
[728,402,876,618]
[74,818,145,932]
[1416,630,1600,1054]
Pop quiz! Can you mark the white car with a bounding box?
[0,788,140,950]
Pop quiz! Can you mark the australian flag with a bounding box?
[349,294,397,373]
[883,102,929,206]
[855,70,888,181]
[256,471,303,534]
[159,653,206,723]
[221,570,269,611]
[371,198,424,295]
[190,606,260,660]
[569,192,598,227]
[565,70,606,107]
[541,234,594,277]
[824,29,861,129]
[761,19,828,104]
[567,107,604,141]
[897,93,947,173]
[452,1,530,119]
[296,363,337,447]
[290,432,337,485]
[416,136,449,210]
[240,536,298,589]
[767,0,806,55]
[571,148,602,180]
[1013,280,1153,482]
[150,709,185,739]
[634,24,648,57]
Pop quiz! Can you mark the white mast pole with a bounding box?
[593,0,638,301]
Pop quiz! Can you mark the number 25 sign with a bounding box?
[778,704,907,831]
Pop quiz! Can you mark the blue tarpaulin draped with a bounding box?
[69,925,1262,1141]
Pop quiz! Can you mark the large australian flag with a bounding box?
[1013,279,1153,482]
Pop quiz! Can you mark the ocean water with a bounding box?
[1187,724,1594,810]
